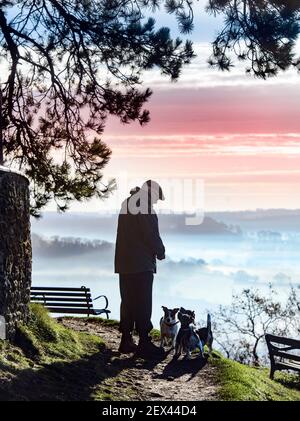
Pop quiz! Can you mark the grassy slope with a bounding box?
[0,310,299,401]
[17,304,104,362]
[210,351,300,401]
[0,304,105,400]
[0,307,139,401]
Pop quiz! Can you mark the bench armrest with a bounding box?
[93,295,109,309]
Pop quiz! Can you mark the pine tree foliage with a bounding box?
[0,0,195,214]
[207,0,300,78]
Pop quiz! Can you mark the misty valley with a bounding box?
[31,211,300,329]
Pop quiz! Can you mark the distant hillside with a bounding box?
[208,209,300,232]
[158,215,241,235]
[31,212,242,239]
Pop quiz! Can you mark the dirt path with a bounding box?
[61,318,219,401]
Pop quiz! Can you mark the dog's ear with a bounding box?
[173,308,180,315]
[162,306,168,314]
[180,307,186,313]
[178,312,186,324]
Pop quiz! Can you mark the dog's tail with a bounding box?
[207,313,212,332]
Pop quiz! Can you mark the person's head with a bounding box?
[140,180,165,205]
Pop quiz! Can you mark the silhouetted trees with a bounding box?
[207,0,300,78]
[0,0,194,214]
[31,233,113,258]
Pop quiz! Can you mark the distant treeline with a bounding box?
[32,234,113,259]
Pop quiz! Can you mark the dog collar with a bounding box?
[163,320,180,328]
[181,326,195,331]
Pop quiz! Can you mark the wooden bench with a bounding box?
[30,286,111,319]
[265,334,300,379]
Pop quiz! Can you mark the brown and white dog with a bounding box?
[160,306,180,349]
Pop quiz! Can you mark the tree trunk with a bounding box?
[0,167,32,340]
[0,87,3,165]
[252,338,261,366]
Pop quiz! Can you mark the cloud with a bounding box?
[273,273,292,284]
[229,269,300,288]
[105,81,300,143]
[162,257,207,270]
[142,43,300,90]
[231,270,260,285]
[104,133,300,158]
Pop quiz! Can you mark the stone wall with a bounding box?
[0,167,32,340]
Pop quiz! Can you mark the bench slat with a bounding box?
[35,302,92,308]
[31,292,90,297]
[31,297,92,303]
[275,361,300,371]
[272,351,300,362]
[266,334,300,348]
[31,287,90,292]
[269,345,295,352]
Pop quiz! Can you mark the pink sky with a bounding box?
[98,46,300,212]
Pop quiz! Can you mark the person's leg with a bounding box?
[119,274,135,336]
[134,272,165,359]
[119,274,137,353]
[134,271,154,339]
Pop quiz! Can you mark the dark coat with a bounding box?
[114,195,165,274]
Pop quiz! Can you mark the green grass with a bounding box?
[210,351,300,401]
[16,304,104,363]
[0,304,103,370]
[0,304,106,400]
[150,328,161,340]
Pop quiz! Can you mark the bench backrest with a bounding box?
[30,286,94,314]
[265,334,300,363]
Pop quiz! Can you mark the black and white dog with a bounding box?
[175,309,204,360]
[179,307,196,323]
[160,306,180,349]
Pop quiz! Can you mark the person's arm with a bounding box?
[138,213,165,259]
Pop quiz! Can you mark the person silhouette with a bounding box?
[115,180,166,358]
